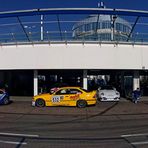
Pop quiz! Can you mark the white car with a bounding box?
[97,86,120,101]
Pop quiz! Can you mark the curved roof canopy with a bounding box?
[0,8,147,44]
[0,8,148,18]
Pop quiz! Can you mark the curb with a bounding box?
[10,96,148,102]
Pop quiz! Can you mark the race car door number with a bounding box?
[52,96,61,103]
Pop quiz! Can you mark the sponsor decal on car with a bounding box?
[70,94,80,100]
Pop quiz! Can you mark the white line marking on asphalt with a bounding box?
[131,141,148,145]
[0,132,39,138]
[0,140,27,145]
[121,133,148,137]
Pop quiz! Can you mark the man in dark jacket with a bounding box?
[132,88,141,103]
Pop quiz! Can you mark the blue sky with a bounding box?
[0,0,148,11]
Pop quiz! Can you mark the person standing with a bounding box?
[132,88,141,103]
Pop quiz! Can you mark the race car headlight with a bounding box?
[101,93,104,96]
[116,92,120,95]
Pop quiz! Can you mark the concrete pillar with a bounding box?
[83,70,88,90]
[133,71,140,91]
[34,70,38,96]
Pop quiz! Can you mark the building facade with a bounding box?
[0,6,147,97]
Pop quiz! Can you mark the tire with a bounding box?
[36,99,45,107]
[77,100,87,108]
[3,97,9,105]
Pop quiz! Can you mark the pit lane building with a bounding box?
[0,3,148,97]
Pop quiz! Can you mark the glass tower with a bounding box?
[72,3,132,42]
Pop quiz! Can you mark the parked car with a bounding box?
[32,87,97,108]
[97,85,120,101]
[0,89,10,105]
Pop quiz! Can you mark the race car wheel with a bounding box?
[3,97,9,105]
[36,99,45,107]
[77,100,87,108]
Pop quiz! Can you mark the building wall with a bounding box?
[0,43,147,70]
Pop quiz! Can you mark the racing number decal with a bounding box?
[52,96,61,103]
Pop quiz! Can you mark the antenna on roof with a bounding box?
[98,1,106,8]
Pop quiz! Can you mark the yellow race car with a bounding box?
[32,87,97,108]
